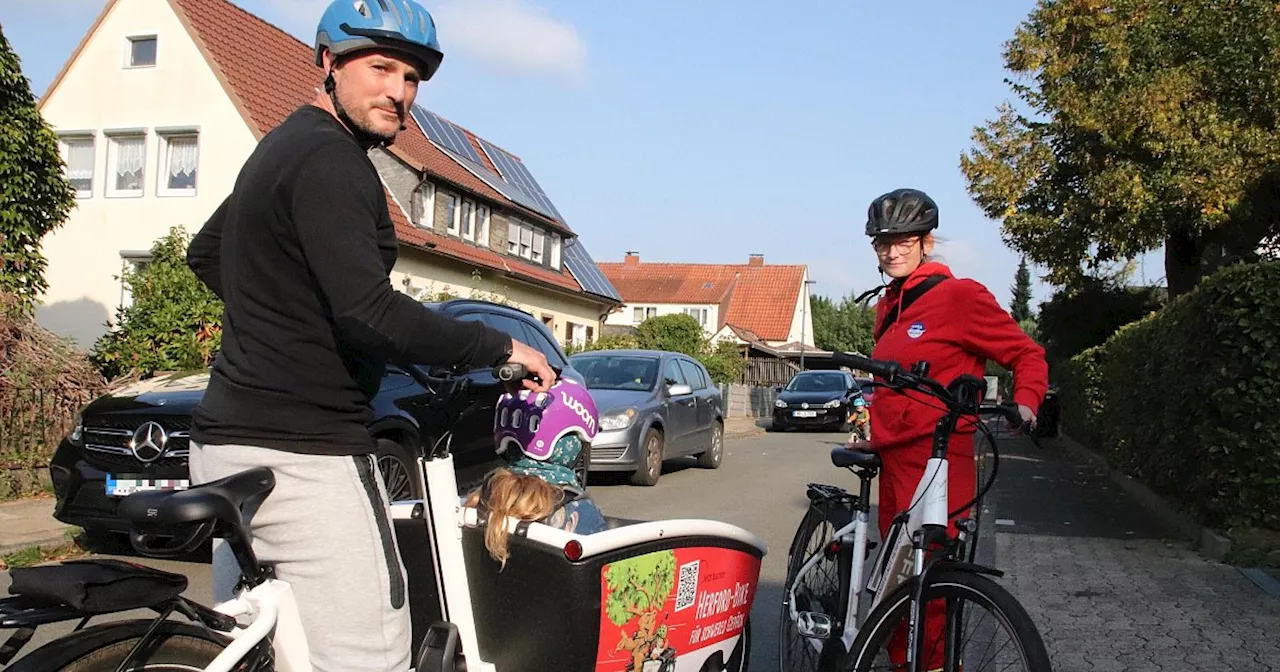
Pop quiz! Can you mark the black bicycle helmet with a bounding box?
[865,188,939,236]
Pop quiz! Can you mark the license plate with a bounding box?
[793,410,817,418]
[106,476,190,497]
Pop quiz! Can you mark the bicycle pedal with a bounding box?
[796,611,834,639]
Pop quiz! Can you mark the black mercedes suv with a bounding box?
[48,299,583,539]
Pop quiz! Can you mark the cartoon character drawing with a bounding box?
[604,551,679,671]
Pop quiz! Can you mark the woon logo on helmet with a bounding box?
[561,391,597,432]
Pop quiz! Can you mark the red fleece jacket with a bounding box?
[869,262,1048,452]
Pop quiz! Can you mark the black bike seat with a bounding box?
[831,447,882,470]
[118,467,275,530]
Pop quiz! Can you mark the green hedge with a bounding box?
[1061,262,1280,532]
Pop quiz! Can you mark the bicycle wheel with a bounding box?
[9,619,240,672]
[843,570,1050,672]
[778,507,845,672]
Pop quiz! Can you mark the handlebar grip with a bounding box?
[493,362,528,382]
[832,352,902,382]
[980,403,1023,430]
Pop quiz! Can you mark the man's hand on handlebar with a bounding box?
[505,339,556,393]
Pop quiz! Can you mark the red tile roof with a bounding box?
[163,0,590,299]
[599,259,806,341]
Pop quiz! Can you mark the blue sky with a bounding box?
[3,0,1166,311]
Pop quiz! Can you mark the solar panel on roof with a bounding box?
[436,146,560,222]
[409,106,484,164]
[563,238,622,302]
[477,139,565,221]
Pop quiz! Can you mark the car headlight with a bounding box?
[775,399,788,408]
[600,408,638,431]
[824,399,842,408]
[69,413,84,445]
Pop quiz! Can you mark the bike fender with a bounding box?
[933,561,1005,578]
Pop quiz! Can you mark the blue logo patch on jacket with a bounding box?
[907,322,926,339]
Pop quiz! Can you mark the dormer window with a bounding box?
[127,36,157,68]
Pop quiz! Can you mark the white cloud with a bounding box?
[430,0,587,84]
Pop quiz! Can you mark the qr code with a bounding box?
[675,560,700,612]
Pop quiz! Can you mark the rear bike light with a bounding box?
[564,540,583,561]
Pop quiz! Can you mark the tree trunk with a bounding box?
[1164,229,1205,298]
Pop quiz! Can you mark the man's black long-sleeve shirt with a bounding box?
[187,105,511,455]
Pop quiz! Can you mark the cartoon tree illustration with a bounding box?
[604,550,676,626]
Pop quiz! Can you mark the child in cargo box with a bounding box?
[465,379,609,567]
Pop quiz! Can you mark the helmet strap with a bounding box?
[324,65,388,149]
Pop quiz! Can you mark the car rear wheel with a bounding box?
[696,421,723,469]
[375,438,422,501]
[630,428,663,487]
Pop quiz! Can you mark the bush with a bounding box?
[1,294,106,496]
[89,227,223,380]
[1062,262,1280,532]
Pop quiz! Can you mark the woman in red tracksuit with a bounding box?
[861,188,1048,669]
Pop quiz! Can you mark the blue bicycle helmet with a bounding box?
[315,0,444,80]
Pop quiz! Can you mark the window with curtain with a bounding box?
[160,134,198,195]
[60,136,94,197]
[461,199,475,240]
[108,135,145,196]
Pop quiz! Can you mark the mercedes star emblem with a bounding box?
[130,421,168,463]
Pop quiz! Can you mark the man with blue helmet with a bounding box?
[185,1,555,670]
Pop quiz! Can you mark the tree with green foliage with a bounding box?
[1036,275,1163,371]
[0,25,77,315]
[90,227,224,380]
[603,550,676,627]
[1010,257,1033,323]
[961,0,1280,297]
[812,293,876,355]
[572,314,746,384]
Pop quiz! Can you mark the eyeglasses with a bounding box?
[871,237,921,253]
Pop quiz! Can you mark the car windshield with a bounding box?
[571,356,660,391]
[785,373,847,393]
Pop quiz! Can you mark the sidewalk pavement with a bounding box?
[986,431,1280,671]
[0,496,72,556]
[723,416,768,440]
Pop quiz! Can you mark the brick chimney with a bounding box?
[748,254,765,267]
[624,251,640,266]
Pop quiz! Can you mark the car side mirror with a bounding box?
[773,386,783,394]
[668,384,693,397]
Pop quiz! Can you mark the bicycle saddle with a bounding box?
[830,447,882,469]
[118,467,275,530]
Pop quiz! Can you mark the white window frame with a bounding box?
[415,181,435,230]
[460,199,476,241]
[156,130,198,197]
[531,228,545,263]
[632,306,657,324]
[507,218,522,255]
[105,131,147,198]
[58,133,95,198]
[119,250,152,310]
[444,193,459,234]
[550,233,562,269]
[125,35,157,69]
[683,307,709,326]
[475,204,491,247]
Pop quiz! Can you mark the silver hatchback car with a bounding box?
[569,349,725,486]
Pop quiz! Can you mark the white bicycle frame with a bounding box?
[787,455,953,655]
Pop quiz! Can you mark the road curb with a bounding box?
[1052,432,1233,561]
[0,531,76,558]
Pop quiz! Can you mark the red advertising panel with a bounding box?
[596,547,761,671]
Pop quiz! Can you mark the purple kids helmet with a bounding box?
[493,378,598,461]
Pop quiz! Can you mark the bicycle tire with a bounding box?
[843,570,1050,672]
[778,507,844,672]
[7,619,241,672]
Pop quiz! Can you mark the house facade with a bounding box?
[35,0,620,349]
[598,253,815,349]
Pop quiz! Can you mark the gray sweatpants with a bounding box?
[189,442,411,672]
